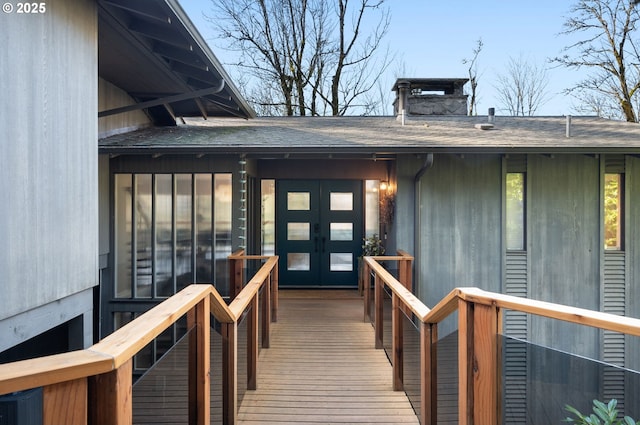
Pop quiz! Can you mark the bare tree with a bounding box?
[206,0,391,116]
[462,38,483,116]
[553,0,640,122]
[495,55,550,116]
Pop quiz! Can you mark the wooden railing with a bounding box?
[363,255,640,425]
[0,255,278,425]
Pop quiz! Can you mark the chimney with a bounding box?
[393,78,469,119]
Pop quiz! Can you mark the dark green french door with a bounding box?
[277,180,363,287]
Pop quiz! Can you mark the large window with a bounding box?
[506,173,526,250]
[114,173,233,300]
[604,173,623,250]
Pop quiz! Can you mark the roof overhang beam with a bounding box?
[98,81,225,118]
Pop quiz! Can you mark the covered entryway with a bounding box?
[277,180,363,287]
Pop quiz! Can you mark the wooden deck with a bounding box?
[237,290,420,424]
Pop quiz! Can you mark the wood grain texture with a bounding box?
[44,379,87,425]
[237,294,419,424]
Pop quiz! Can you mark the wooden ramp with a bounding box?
[237,290,420,424]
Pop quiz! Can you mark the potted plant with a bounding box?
[362,234,385,257]
[358,234,385,294]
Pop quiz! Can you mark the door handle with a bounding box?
[314,236,319,253]
[322,237,326,253]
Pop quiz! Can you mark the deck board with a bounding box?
[237,290,420,424]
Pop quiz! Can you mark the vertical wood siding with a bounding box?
[419,154,502,315]
[625,156,640,416]
[0,1,98,322]
[528,154,600,357]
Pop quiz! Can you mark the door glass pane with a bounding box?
[330,192,353,211]
[195,174,212,283]
[330,253,353,271]
[330,223,353,241]
[135,174,152,298]
[288,253,310,271]
[115,174,132,298]
[288,222,310,241]
[155,175,173,297]
[176,174,192,289]
[287,192,310,210]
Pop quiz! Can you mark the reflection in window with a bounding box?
[135,175,152,298]
[288,222,310,241]
[288,253,310,271]
[114,173,232,300]
[330,253,353,271]
[261,180,276,255]
[155,175,173,297]
[506,173,525,250]
[365,180,380,238]
[115,175,132,298]
[330,223,353,241]
[215,174,232,286]
[288,192,310,210]
[195,174,212,283]
[604,173,623,250]
[330,192,353,211]
[176,175,192,291]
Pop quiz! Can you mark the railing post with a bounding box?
[271,262,279,323]
[398,257,413,316]
[472,303,500,425]
[44,378,87,425]
[459,299,473,425]
[420,322,438,425]
[248,294,259,391]
[262,274,271,348]
[188,298,211,425]
[398,256,412,293]
[222,321,237,425]
[374,272,383,349]
[459,299,500,425]
[363,259,371,322]
[89,359,132,425]
[392,293,403,391]
[229,257,243,300]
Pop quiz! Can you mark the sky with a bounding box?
[179,0,589,116]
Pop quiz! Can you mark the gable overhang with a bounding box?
[98,0,255,125]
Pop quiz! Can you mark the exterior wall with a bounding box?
[627,156,640,412]
[98,78,151,138]
[627,155,640,367]
[0,0,98,351]
[528,154,601,356]
[398,153,623,356]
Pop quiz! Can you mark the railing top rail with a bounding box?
[228,254,274,260]
[0,348,113,396]
[365,256,640,336]
[364,256,430,320]
[369,255,414,261]
[229,256,278,319]
[92,285,213,368]
[0,284,216,395]
[458,287,640,336]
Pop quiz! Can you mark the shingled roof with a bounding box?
[99,115,640,156]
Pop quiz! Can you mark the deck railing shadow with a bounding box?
[363,254,640,425]
[0,253,278,425]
